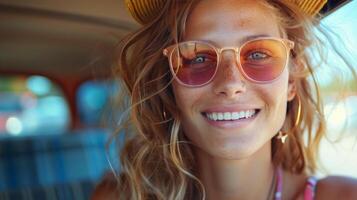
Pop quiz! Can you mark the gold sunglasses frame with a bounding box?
[163,37,295,87]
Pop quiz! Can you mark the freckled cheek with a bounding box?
[173,89,211,122]
[172,84,200,115]
[257,81,288,112]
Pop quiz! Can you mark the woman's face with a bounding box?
[172,0,296,159]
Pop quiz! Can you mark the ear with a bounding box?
[287,57,303,101]
[287,78,296,101]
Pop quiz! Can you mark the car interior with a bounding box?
[0,0,354,199]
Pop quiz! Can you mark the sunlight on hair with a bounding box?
[316,1,357,87]
[314,1,357,178]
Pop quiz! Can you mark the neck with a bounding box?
[195,141,275,200]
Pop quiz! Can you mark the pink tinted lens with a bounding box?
[240,39,287,82]
[171,42,217,86]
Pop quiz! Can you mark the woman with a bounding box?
[93,0,357,199]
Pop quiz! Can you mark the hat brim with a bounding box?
[125,0,332,25]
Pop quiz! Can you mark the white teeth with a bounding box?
[205,110,257,121]
[245,111,250,118]
[232,112,239,119]
[224,112,231,119]
[217,113,223,120]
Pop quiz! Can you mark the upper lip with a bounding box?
[202,104,261,113]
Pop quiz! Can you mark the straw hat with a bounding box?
[125,0,327,24]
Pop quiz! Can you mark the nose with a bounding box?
[212,50,246,98]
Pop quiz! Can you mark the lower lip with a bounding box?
[203,110,260,129]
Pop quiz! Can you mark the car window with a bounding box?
[0,75,70,135]
[317,1,357,177]
[77,79,120,128]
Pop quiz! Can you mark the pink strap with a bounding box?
[274,167,318,200]
[274,167,283,200]
[304,176,318,200]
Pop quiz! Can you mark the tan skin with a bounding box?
[91,173,357,200]
[92,0,357,199]
[172,0,296,199]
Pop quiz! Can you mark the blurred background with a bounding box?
[316,0,357,177]
[0,0,356,199]
[0,0,137,199]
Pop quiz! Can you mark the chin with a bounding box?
[198,139,268,160]
[219,146,260,160]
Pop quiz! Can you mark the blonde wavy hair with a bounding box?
[107,0,355,199]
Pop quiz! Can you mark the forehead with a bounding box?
[184,0,282,43]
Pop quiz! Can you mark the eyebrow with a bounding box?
[241,34,272,43]
[194,34,274,46]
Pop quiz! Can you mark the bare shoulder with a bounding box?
[91,172,120,200]
[316,176,357,200]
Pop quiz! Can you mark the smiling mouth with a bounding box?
[203,109,260,121]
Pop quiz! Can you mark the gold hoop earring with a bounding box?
[163,110,167,119]
[277,95,302,144]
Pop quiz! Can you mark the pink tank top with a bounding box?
[304,176,318,200]
[275,168,318,200]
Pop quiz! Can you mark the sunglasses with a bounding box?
[163,37,294,87]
